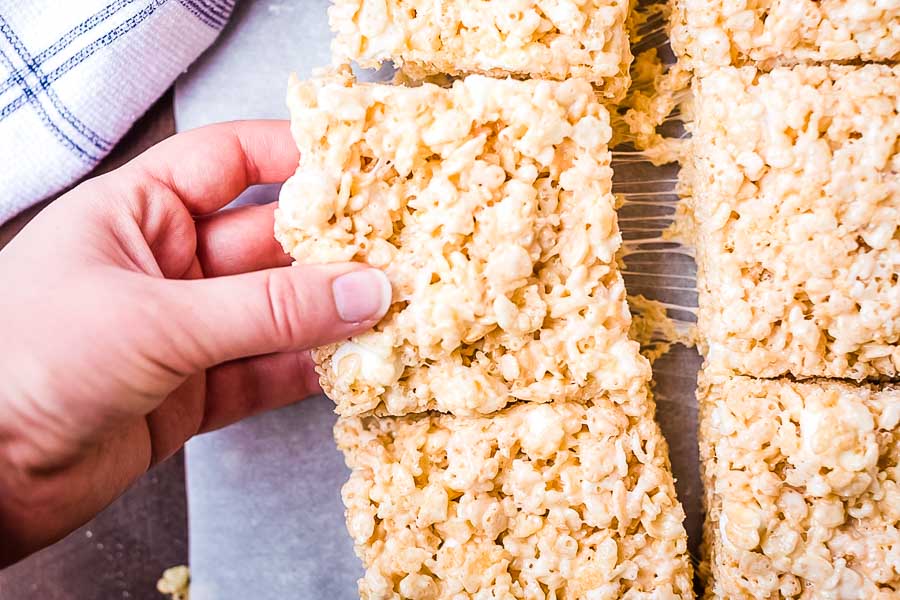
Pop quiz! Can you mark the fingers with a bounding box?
[126,120,299,215]
[161,263,391,369]
[143,351,319,465]
[143,352,319,464]
[144,374,206,465]
[194,202,292,277]
[199,351,321,434]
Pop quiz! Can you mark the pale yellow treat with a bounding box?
[671,0,900,76]
[684,65,900,380]
[328,0,634,100]
[336,394,693,599]
[698,374,900,599]
[276,67,650,418]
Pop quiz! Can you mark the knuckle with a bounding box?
[262,270,310,349]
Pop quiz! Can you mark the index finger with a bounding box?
[125,120,299,215]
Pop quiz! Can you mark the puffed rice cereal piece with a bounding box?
[328,0,634,100]
[684,64,900,380]
[671,0,900,76]
[336,394,694,599]
[698,374,900,599]
[276,67,651,418]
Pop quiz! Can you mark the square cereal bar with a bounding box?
[276,67,650,418]
[336,394,693,599]
[671,0,900,76]
[328,0,633,100]
[684,65,900,380]
[698,374,900,599]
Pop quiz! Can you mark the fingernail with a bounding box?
[332,269,392,323]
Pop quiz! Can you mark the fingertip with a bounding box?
[331,268,393,324]
[373,269,393,320]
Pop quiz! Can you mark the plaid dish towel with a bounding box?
[0,0,235,225]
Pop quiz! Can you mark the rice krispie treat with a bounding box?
[328,0,634,100]
[684,64,900,380]
[671,0,900,76]
[276,67,651,418]
[336,394,694,599]
[698,374,900,599]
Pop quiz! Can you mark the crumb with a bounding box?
[157,565,190,600]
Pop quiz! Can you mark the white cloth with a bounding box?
[0,0,235,224]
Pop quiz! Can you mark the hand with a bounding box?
[0,121,391,565]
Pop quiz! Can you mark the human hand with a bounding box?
[0,121,391,565]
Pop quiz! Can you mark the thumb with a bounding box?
[161,263,392,368]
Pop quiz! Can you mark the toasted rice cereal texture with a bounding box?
[684,65,900,380]
[336,396,693,599]
[671,0,900,75]
[328,0,633,100]
[276,67,650,418]
[698,374,900,599]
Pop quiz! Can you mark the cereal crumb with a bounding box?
[156,565,189,600]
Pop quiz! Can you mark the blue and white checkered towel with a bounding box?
[0,0,235,225]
